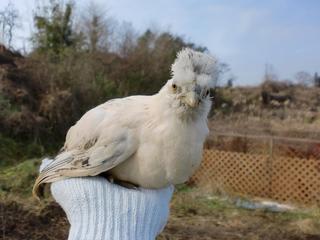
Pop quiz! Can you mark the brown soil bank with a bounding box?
[0,201,68,240]
[1,200,319,240]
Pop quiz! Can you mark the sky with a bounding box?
[0,0,320,86]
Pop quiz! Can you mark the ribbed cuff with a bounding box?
[51,177,174,240]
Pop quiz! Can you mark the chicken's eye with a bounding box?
[172,84,177,90]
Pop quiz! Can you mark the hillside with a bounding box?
[210,83,320,140]
[1,45,320,158]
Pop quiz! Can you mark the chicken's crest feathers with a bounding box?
[171,48,218,88]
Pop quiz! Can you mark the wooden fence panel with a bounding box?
[191,134,320,207]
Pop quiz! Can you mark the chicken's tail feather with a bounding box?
[32,172,66,200]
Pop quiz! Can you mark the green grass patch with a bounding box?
[0,159,41,198]
[0,134,45,167]
[175,184,194,193]
[172,187,320,223]
[274,208,320,221]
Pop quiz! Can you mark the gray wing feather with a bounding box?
[33,129,137,198]
[33,98,142,199]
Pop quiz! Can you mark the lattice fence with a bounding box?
[191,133,320,207]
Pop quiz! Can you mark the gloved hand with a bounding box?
[40,159,174,240]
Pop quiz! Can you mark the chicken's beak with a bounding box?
[182,92,200,108]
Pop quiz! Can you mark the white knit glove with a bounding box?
[40,159,174,240]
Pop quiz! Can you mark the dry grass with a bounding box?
[1,182,320,240]
[158,186,320,240]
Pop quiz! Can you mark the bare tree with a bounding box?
[216,62,234,87]
[314,72,320,88]
[80,2,113,53]
[226,75,236,88]
[116,21,137,57]
[0,2,19,48]
[264,63,278,82]
[295,71,313,87]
